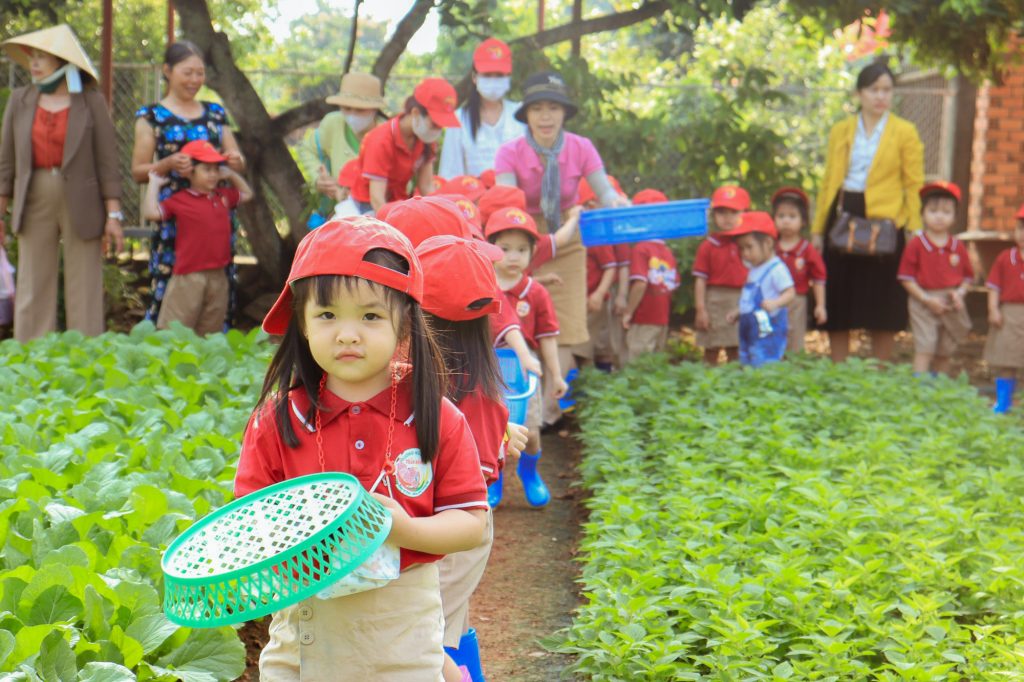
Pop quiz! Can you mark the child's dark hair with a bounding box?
[425,314,503,404]
[255,248,447,462]
[403,96,429,118]
[746,232,775,247]
[487,229,536,249]
[465,71,483,141]
[772,196,809,227]
[920,191,958,213]
[163,41,204,73]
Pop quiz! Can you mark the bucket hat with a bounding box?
[263,217,423,335]
[325,72,386,110]
[514,71,577,123]
[2,24,98,81]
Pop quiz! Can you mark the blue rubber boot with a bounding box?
[487,470,503,509]
[558,368,579,412]
[994,378,1016,414]
[443,629,485,682]
[517,451,550,507]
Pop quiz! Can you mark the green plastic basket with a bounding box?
[161,472,391,627]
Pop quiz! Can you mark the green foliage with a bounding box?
[0,324,271,680]
[557,356,1024,679]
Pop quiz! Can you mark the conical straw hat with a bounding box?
[2,24,98,81]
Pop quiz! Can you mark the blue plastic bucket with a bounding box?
[580,198,710,246]
[495,349,539,426]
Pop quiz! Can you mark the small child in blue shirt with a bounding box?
[725,212,796,367]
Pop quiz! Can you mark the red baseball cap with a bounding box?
[485,207,539,241]
[377,195,474,246]
[473,38,513,75]
[720,211,777,239]
[920,180,962,203]
[711,185,751,211]
[263,217,423,335]
[633,189,668,205]
[180,140,226,164]
[478,169,496,189]
[417,235,503,321]
[578,175,624,206]
[479,185,527,224]
[338,159,360,189]
[438,175,486,202]
[771,186,809,209]
[413,78,461,129]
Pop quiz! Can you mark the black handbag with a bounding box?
[827,192,898,256]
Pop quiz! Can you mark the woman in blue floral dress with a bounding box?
[130,41,245,325]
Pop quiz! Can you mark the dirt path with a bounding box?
[236,430,585,681]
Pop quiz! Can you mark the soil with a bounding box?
[233,430,586,682]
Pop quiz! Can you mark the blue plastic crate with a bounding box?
[495,349,538,426]
[580,198,710,246]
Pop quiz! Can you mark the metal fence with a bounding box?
[0,61,960,237]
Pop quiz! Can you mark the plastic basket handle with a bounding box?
[506,372,539,403]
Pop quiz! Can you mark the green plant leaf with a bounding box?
[154,629,245,682]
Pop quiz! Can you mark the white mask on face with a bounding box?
[412,112,443,144]
[345,112,376,134]
[476,76,511,102]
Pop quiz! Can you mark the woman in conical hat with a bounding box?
[0,24,124,343]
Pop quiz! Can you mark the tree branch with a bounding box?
[510,0,670,51]
[343,0,362,75]
[371,0,435,85]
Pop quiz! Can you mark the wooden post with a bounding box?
[538,0,545,32]
[168,0,176,47]
[101,0,113,106]
[571,0,582,56]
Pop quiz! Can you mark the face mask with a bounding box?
[345,112,376,134]
[476,76,511,102]
[412,113,442,144]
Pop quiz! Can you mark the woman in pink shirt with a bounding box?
[494,70,626,426]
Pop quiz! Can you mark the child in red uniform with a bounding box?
[694,185,749,364]
[351,78,461,213]
[237,218,488,681]
[417,235,527,682]
[622,189,680,362]
[579,176,629,368]
[142,140,252,335]
[486,207,568,508]
[897,181,973,377]
[985,203,1024,413]
[772,187,827,353]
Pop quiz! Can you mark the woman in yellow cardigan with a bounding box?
[812,61,924,362]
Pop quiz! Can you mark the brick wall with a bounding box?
[968,35,1024,233]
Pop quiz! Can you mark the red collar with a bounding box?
[920,232,956,253]
[779,239,808,257]
[506,275,533,300]
[288,374,415,432]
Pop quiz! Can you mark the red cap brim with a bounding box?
[428,108,461,128]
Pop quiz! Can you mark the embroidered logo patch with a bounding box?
[795,257,806,271]
[647,257,678,290]
[506,208,529,224]
[456,199,478,220]
[516,300,531,317]
[393,448,432,497]
[949,253,960,267]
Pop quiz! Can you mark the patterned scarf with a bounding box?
[525,129,565,230]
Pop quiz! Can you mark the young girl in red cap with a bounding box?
[416,235,528,682]
[694,185,750,364]
[772,187,827,353]
[236,217,488,681]
[986,203,1024,413]
[351,78,461,213]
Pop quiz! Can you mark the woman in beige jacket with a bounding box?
[0,25,123,343]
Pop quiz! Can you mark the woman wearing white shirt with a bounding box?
[438,38,525,178]
[811,61,924,362]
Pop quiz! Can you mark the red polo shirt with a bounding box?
[693,235,747,288]
[159,187,239,274]
[898,233,973,290]
[987,247,1024,303]
[351,117,436,204]
[456,392,508,485]
[489,301,520,346]
[629,240,679,326]
[776,239,827,295]
[613,243,631,266]
[587,246,618,295]
[235,378,488,570]
[500,276,559,350]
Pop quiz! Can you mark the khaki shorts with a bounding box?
[590,302,615,359]
[908,288,970,356]
[695,285,740,349]
[438,510,493,647]
[156,268,229,335]
[786,294,808,353]
[260,562,444,681]
[985,303,1024,369]
[624,323,668,363]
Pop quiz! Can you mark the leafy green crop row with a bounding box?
[0,324,273,681]
[557,356,1024,680]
